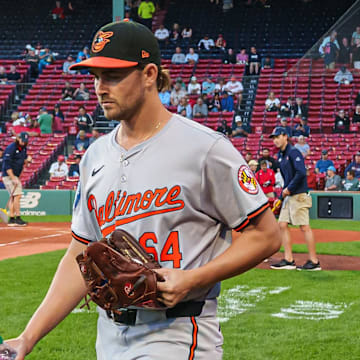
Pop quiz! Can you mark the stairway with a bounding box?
[240,75,259,127]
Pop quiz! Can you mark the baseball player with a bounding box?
[6,20,281,360]
[269,127,321,271]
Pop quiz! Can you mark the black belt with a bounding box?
[106,300,205,326]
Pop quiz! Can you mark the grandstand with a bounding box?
[0,0,359,193]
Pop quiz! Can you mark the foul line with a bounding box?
[0,233,70,247]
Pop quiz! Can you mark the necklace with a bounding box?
[118,120,162,147]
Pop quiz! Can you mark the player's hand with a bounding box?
[4,336,32,360]
[282,188,291,198]
[26,155,32,163]
[155,268,195,308]
[11,177,20,186]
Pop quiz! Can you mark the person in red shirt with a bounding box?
[306,166,317,190]
[256,160,276,198]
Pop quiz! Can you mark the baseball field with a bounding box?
[0,216,359,359]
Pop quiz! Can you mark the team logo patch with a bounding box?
[92,31,114,53]
[238,165,259,195]
[124,282,135,297]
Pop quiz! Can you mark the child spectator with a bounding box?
[324,166,341,191]
[256,160,275,198]
[315,150,334,174]
[236,48,248,65]
[342,170,359,191]
[265,92,280,112]
[49,155,68,178]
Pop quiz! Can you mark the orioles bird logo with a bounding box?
[238,165,259,195]
[92,31,114,53]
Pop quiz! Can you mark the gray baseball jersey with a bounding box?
[71,114,269,301]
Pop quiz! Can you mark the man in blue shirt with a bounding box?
[344,151,360,178]
[269,127,321,271]
[315,149,334,174]
[2,132,31,226]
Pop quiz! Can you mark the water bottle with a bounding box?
[0,337,17,360]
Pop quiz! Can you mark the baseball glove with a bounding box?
[76,229,165,311]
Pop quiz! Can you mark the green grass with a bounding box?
[1,251,359,360]
[22,215,72,223]
[309,219,360,231]
[291,241,360,257]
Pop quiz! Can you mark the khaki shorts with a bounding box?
[2,176,23,196]
[278,192,312,226]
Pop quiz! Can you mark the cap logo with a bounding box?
[141,50,150,59]
[92,31,114,53]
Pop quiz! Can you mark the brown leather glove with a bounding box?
[76,229,164,310]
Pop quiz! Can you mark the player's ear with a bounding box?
[142,63,158,89]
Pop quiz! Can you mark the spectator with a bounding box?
[208,93,222,112]
[51,0,65,20]
[279,118,293,137]
[169,23,181,45]
[236,48,248,65]
[187,76,201,95]
[344,151,360,178]
[324,166,341,191]
[181,25,192,45]
[137,0,155,29]
[184,47,199,65]
[171,46,186,64]
[69,155,81,177]
[63,0,76,17]
[232,115,249,137]
[333,109,350,133]
[315,149,334,174]
[319,31,339,69]
[342,170,359,191]
[334,66,353,84]
[338,37,352,64]
[293,97,308,118]
[76,46,90,63]
[49,155,68,178]
[154,24,169,47]
[6,65,21,83]
[224,77,243,95]
[222,48,236,64]
[38,46,56,73]
[0,66,7,83]
[256,160,275,198]
[74,130,90,151]
[352,38,360,69]
[73,82,90,101]
[26,117,41,137]
[294,135,310,158]
[216,119,232,136]
[159,87,171,106]
[174,76,186,90]
[306,167,317,191]
[258,148,279,172]
[75,106,93,133]
[198,34,215,52]
[61,81,75,101]
[275,168,284,192]
[355,90,360,106]
[24,48,39,78]
[351,26,360,46]
[261,56,274,69]
[248,159,258,174]
[0,147,3,170]
[352,104,360,123]
[192,97,208,118]
[220,91,234,112]
[233,93,243,115]
[177,96,192,118]
[170,82,186,106]
[248,46,261,75]
[89,128,101,145]
[293,117,310,137]
[215,34,227,51]
[51,103,64,133]
[279,97,295,117]
[37,107,52,134]
[63,55,76,74]
[265,92,280,112]
[244,152,252,163]
[202,77,215,95]
[214,77,226,93]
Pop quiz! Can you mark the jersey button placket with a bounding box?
[120,156,129,184]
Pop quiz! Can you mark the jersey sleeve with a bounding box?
[201,137,269,231]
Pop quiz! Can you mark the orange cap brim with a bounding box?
[69,56,138,70]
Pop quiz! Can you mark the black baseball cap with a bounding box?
[269,127,287,138]
[18,132,29,143]
[69,19,161,70]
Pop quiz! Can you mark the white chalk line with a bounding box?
[0,233,70,247]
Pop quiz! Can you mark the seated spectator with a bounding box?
[208,93,222,112]
[353,38,360,69]
[306,167,317,190]
[315,149,334,174]
[169,23,181,45]
[159,87,171,106]
[175,76,186,90]
[261,56,274,69]
[324,166,341,191]
[89,128,101,145]
[75,106,93,133]
[279,118,293,137]
[256,160,275,198]
[258,148,279,172]
[294,135,310,158]
[352,104,360,123]
[220,91,234,112]
[49,155,68,178]
[198,34,215,52]
[177,96,192,119]
[334,66,353,84]
[37,107,53,134]
[355,90,360,106]
[293,97,308,118]
[193,97,208,118]
[215,34,227,51]
[265,92,280,112]
[187,76,201,95]
[344,151,360,178]
[248,46,261,75]
[184,47,199,65]
[233,93,243,115]
[51,103,64,122]
[69,155,81,177]
[181,26,193,45]
[232,115,250,137]
[6,65,21,83]
[154,24,169,47]
[74,130,90,151]
[38,46,56,73]
[63,55,76,74]
[333,109,350,133]
[51,103,64,133]
[214,78,226,93]
[217,119,232,136]
[279,97,295,117]
[244,152,252,164]
[170,82,186,106]
[202,77,215,95]
[351,26,360,46]
[224,77,243,95]
[248,160,258,174]
[342,170,359,191]
[76,46,90,63]
[338,37,352,65]
[61,81,75,101]
[74,82,90,101]
[26,117,41,137]
[171,46,186,64]
[222,48,236,64]
[236,48,248,65]
[293,117,310,137]
[51,0,65,20]
[24,48,39,78]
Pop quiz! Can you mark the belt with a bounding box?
[106,300,205,326]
